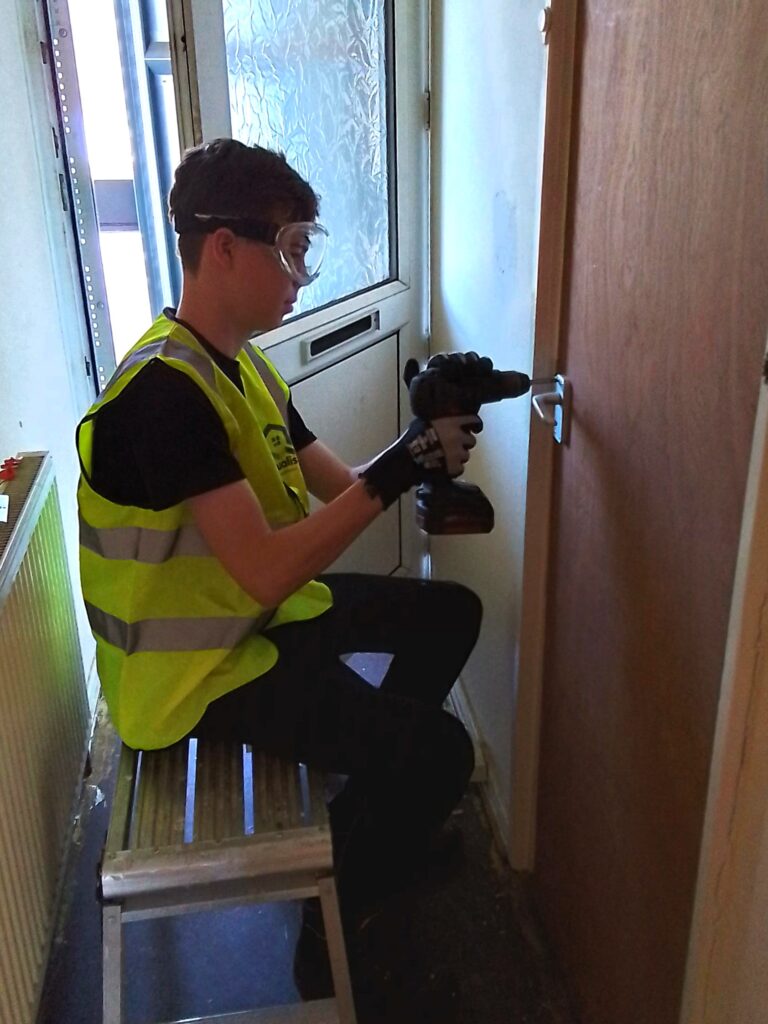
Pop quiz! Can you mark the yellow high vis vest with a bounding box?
[76,313,332,749]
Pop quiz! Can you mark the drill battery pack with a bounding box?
[415,479,495,535]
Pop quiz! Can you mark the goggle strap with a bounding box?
[171,216,327,285]
[173,214,279,243]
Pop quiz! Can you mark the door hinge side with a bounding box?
[423,89,431,131]
[84,356,92,379]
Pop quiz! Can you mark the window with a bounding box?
[50,0,181,379]
[221,0,395,316]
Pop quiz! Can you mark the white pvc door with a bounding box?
[167,0,428,574]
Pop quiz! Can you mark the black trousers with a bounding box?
[193,573,482,908]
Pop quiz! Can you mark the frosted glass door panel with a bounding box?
[223,0,392,316]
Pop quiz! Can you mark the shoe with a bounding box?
[292,898,334,1001]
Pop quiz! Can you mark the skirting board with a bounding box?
[446,679,511,859]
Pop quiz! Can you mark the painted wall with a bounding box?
[534,2,768,1022]
[430,0,546,837]
[1,0,96,679]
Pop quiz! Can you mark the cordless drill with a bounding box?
[405,357,551,535]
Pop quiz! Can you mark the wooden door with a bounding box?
[533,3,768,1023]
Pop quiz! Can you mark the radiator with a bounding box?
[0,452,89,1024]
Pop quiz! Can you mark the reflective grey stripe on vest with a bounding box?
[105,337,216,391]
[80,517,210,563]
[242,345,288,423]
[84,601,273,654]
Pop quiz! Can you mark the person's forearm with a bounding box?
[260,483,380,602]
[190,474,385,610]
[194,406,478,609]
[315,459,375,501]
[297,440,360,504]
[309,462,358,503]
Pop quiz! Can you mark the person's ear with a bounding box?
[207,227,238,268]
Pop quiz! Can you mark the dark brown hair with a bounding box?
[168,138,319,271]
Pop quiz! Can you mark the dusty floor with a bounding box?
[38,669,576,1024]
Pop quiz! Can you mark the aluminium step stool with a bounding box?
[99,737,357,1024]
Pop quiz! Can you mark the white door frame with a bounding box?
[679,347,768,1023]
[509,0,579,870]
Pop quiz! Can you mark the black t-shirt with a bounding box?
[88,314,316,511]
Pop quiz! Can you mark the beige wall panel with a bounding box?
[290,337,400,576]
[534,2,768,1023]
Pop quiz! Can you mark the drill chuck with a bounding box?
[488,371,534,401]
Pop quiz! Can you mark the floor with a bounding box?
[38,661,577,1024]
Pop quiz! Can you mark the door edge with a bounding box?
[509,0,579,871]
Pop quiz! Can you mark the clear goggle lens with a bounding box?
[184,214,329,287]
[274,222,328,286]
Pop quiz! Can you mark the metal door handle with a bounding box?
[532,374,571,445]
[532,390,559,426]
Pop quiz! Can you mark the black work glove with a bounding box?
[360,414,482,509]
[425,351,494,381]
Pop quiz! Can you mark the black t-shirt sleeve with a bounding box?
[287,398,316,452]
[89,360,245,510]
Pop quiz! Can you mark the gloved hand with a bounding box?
[402,351,494,389]
[425,350,494,381]
[359,414,482,509]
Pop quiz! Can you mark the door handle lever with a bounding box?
[532,374,571,445]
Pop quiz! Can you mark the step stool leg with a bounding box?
[102,903,123,1024]
[318,875,357,1024]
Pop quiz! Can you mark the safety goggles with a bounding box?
[177,213,328,286]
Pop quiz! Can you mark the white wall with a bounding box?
[430,1,546,839]
[1,0,96,682]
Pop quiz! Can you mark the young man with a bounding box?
[77,138,484,992]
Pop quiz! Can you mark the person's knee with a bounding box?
[431,581,483,642]
[455,583,483,639]
[411,708,475,805]
[371,701,474,801]
[436,709,475,792]
[358,705,474,833]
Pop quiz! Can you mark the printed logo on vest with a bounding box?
[264,423,298,472]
